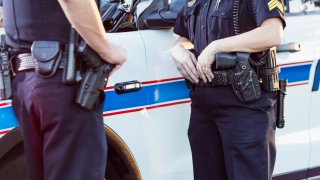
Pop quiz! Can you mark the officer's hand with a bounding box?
[99,42,127,76]
[197,48,215,83]
[170,45,199,83]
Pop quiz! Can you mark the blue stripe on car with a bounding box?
[103,80,189,112]
[0,107,18,130]
[0,64,313,131]
[279,64,311,83]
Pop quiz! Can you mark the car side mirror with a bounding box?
[140,0,185,29]
[143,8,178,29]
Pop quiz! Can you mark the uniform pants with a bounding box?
[11,70,107,180]
[188,86,276,180]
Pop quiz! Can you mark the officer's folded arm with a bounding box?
[198,18,283,65]
[197,17,284,80]
[57,0,126,74]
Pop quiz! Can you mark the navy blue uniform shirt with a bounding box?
[173,0,286,57]
[3,0,70,52]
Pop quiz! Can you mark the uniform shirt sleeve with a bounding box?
[250,0,286,28]
[173,4,189,39]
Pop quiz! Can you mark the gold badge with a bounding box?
[187,0,197,7]
[268,0,284,14]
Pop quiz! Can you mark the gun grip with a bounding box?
[215,53,237,70]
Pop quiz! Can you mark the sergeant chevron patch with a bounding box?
[268,0,284,14]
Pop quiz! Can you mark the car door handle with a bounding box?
[114,80,142,94]
[276,42,301,53]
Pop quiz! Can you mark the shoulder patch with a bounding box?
[268,0,284,14]
[187,0,197,7]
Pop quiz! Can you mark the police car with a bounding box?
[0,0,320,179]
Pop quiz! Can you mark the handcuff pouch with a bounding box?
[31,41,61,78]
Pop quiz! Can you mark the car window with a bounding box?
[285,0,320,14]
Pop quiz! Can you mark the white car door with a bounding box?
[273,0,320,178]
[138,28,193,180]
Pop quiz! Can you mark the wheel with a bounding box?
[0,127,26,180]
[0,127,141,180]
[106,146,128,180]
[0,142,26,180]
[0,143,127,180]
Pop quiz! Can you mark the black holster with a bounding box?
[215,50,288,128]
[76,41,114,110]
[232,53,261,102]
[216,52,261,103]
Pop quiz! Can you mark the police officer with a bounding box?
[3,0,126,179]
[170,0,285,179]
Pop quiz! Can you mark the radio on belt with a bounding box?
[115,80,141,94]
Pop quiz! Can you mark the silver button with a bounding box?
[221,12,226,16]
[201,25,205,30]
[204,3,208,7]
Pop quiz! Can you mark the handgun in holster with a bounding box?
[215,49,287,128]
[215,52,261,103]
[0,35,12,100]
[76,41,114,110]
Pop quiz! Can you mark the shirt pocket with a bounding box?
[209,9,234,40]
[185,3,200,42]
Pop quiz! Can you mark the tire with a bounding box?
[0,128,26,180]
[106,146,129,180]
[0,127,140,180]
[0,142,26,180]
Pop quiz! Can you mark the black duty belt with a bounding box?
[13,53,64,73]
[186,70,233,89]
